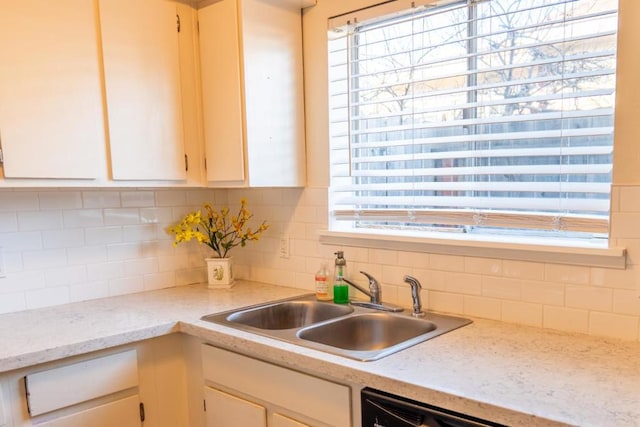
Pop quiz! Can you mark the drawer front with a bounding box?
[202,345,351,427]
[25,350,138,416]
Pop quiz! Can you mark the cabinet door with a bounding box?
[198,0,246,184]
[204,386,266,427]
[36,394,141,427]
[241,0,306,187]
[0,0,104,179]
[100,0,186,181]
[272,413,311,427]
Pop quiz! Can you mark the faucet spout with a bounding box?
[404,275,425,318]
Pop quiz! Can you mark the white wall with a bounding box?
[0,188,225,313]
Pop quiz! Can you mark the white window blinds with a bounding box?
[328,0,618,239]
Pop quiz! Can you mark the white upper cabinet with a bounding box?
[0,0,105,179]
[99,0,187,181]
[198,0,307,187]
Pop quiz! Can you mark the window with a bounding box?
[328,0,618,243]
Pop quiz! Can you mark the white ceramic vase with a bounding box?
[205,257,234,289]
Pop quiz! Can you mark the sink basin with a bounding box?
[297,313,436,351]
[201,294,471,361]
[225,300,353,330]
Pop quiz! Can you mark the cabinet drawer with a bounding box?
[202,345,350,427]
[25,350,138,416]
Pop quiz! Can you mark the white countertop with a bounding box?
[1,282,639,426]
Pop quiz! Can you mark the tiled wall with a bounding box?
[1,186,639,342]
[0,188,225,313]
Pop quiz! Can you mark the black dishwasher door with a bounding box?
[361,388,508,427]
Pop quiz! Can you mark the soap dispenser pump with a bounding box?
[333,251,349,304]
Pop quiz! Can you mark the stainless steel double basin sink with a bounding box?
[201,294,471,361]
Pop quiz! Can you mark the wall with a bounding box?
[0,188,224,313]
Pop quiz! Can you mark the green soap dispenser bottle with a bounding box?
[333,251,349,304]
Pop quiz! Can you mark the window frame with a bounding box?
[325,0,625,265]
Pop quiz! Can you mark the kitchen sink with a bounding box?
[201,294,471,361]
[225,300,353,330]
[297,313,436,351]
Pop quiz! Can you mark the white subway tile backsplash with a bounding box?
[565,286,613,312]
[429,291,464,314]
[590,265,637,289]
[2,185,640,343]
[23,249,67,270]
[87,262,125,281]
[445,272,482,295]
[0,191,39,211]
[482,276,522,300]
[381,264,406,285]
[69,281,110,303]
[38,191,82,209]
[0,212,18,232]
[465,257,502,276]
[463,296,501,320]
[63,209,104,228]
[430,254,465,272]
[124,258,158,276]
[42,229,85,249]
[0,292,26,314]
[82,191,121,208]
[104,208,140,226]
[140,207,174,224]
[502,301,543,327]
[144,271,175,291]
[67,245,107,265]
[521,281,565,306]
[121,191,155,208]
[85,226,123,245]
[18,211,63,231]
[122,224,157,242]
[155,190,187,207]
[45,266,87,287]
[612,289,640,316]
[26,286,69,310]
[0,271,45,293]
[502,260,545,281]
[543,306,589,334]
[0,231,42,251]
[109,276,144,296]
[396,251,428,269]
[545,263,590,285]
[369,248,397,265]
[588,311,639,341]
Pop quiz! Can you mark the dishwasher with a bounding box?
[362,388,507,427]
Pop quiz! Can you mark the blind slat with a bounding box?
[328,0,617,238]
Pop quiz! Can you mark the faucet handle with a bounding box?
[359,271,381,304]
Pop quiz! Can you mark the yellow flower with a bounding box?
[167,199,269,258]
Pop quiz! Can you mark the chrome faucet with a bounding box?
[344,271,404,313]
[404,275,425,318]
[343,271,380,304]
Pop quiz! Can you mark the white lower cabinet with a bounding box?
[201,345,350,427]
[204,387,266,426]
[34,395,140,427]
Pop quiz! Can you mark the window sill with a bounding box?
[318,230,626,269]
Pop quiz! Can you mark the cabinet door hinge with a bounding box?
[139,402,146,422]
[185,154,189,171]
[177,14,181,33]
[204,157,207,171]
[0,147,4,165]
